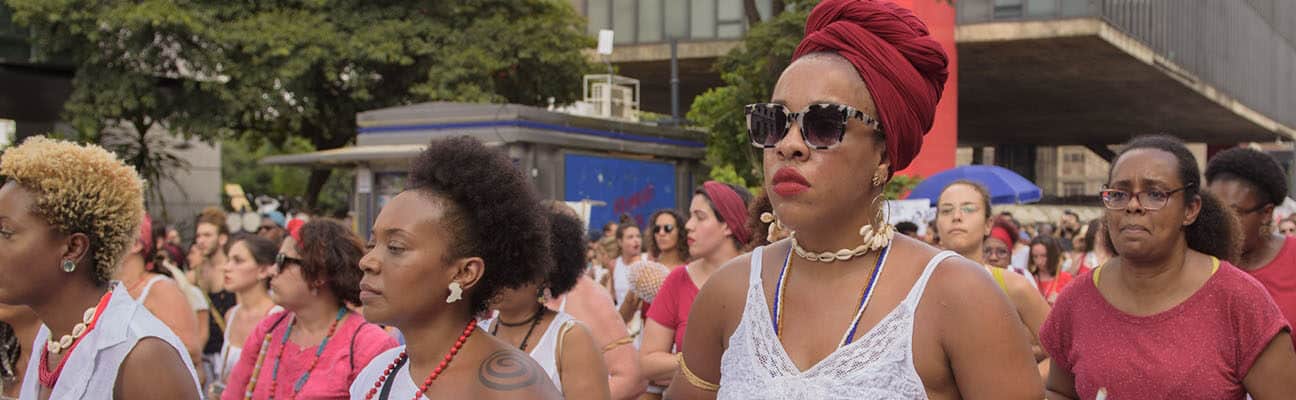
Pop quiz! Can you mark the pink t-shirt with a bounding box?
[647,265,698,350]
[222,310,398,400]
[1243,236,1296,347]
[1041,261,1289,400]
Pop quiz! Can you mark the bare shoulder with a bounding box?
[116,337,198,399]
[1000,268,1039,298]
[471,338,563,400]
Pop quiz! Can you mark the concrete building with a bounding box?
[576,0,1296,198]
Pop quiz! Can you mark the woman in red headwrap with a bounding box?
[666,0,1041,398]
[640,182,751,396]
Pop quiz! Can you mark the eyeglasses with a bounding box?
[746,103,883,150]
[937,204,982,217]
[1100,184,1192,211]
[983,247,1010,257]
[274,253,303,271]
[653,224,675,234]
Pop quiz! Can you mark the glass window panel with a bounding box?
[994,0,1024,19]
[639,0,663,43]
[587,0,610,36]
[665,0,689,39]
[691,0,716,39]
[613,0,637,44]
[1026,0,1057,17]
[717,0,742,21]
[718,22,743,39]
[756,0,773,21]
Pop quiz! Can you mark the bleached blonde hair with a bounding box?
[0,137,145,284]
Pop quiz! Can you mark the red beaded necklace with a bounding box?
[365,319,477,400]
[38,290,113,388]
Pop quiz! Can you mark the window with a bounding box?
[613,0,637,44]
[690,0,716,39]
[1063,182,1086,197]
[638,0,663,42]
[587,0,610,36]
[994,0,1023,19]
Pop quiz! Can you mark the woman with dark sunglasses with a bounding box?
[223,219,397,399]
[1041,135,1296,399]
[1206,147,1296,352]
[645,209,689,268]
[667,1,1039,398]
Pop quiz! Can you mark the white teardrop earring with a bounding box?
[61,260,76,273]
[446,282,464,303]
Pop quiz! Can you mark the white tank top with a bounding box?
[349,346,427,400]
[133,275,167,304]
[480,311,578,395]
[20,283,201,400]
[216,304,284,382]
[717,246,954,400]
[613,256,633,305]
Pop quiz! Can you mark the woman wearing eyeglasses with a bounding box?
[646,210,689,268]
[208,234,282,397]
[935,181,1051,374]
[1206,147,1296,351]
[667,1,1040,398]
[641,183,751,396]
[1041,135,1296,399]
[223,220,397,400]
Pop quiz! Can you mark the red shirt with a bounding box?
[1243,236,1296,345]
[647,265,698,350]
[1038,270,1074,304]
[1041,260,1289,400]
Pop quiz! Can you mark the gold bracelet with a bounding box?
[676,353,719,392]
[602,336,634,353]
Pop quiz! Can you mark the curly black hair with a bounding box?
[644,209,689,260]
[545,210,586,297]
[1205,147,1289,207]
[407,136,552,316]
[1103,135,1239,261]
[293,219,366,307]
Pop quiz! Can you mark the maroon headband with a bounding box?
[702,181,751,246]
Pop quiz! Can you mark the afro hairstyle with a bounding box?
[1205,147,1289,207]
[545,209,587,297]
[0,137,144,285]
[406,136,552,315]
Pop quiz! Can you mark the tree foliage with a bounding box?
[7,0,596,206]
[689,0,811,186]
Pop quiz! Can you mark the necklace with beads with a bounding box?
[771,244,890,347]
[39,290,112,388]
[267,308,346,400]
[364,319,478,400]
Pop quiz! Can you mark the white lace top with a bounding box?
[717,246,955,400]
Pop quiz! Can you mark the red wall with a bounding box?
[892,0,958,180]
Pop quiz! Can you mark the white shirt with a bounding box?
[20,283,200,400]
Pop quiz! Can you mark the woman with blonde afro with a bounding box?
[0,137,200,399]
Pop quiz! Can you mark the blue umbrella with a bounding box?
[905,165,1042,206]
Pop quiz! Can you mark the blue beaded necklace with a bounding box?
[772,244,890,347]
[269,307,347,398]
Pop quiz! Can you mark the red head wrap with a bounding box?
[989,226,1013,248]
[701,181,751,247]
[792,0,949,176]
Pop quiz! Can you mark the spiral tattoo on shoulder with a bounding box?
[478,350,540,391]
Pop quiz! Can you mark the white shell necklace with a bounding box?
[790,223,896,263]
[45,298,106,355]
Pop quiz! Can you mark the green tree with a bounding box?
[221,136,353,217]
[689,1,812,186]
[7,0,595,207]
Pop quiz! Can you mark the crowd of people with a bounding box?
[0,0,1294,399]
